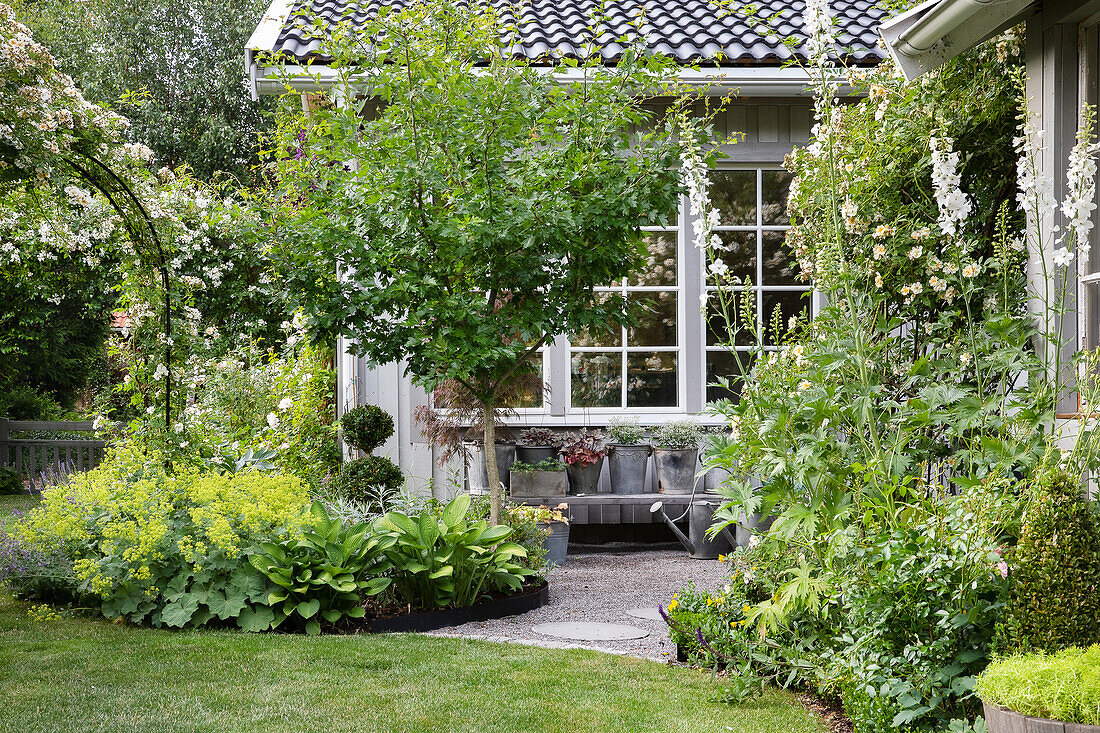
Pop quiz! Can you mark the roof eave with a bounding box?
[879,0,1037,80]
[249,64,853,98]
[246,0,299,100]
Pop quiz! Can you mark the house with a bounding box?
[245,0,888,495]
[881,0,1097,419]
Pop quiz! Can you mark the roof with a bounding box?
[251,0,889,67]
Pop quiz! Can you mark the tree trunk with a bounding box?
[482,400,501,525]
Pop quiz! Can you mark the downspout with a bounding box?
[245,48,258,102]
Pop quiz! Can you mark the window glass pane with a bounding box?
[709,170,756,225]
[626,352,677,407]
[762,230,800,285]
[706,351,755,403]
[707,294,756,347]
[761,169,793,225]
[571,293,623,347]
[628,292,677,347]
[761,290,810,345]
[571,352,621,407]
[632,232,678,286]
[710,231,757,285]
[504,354,544,408]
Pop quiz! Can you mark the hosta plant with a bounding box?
[374,494,536,609]
[249,501,396,635]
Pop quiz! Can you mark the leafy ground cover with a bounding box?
[0,593,820,733]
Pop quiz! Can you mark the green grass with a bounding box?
[0,494,38,529]
[0,596,821,733]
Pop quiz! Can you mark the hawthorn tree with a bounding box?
[269,0,690,522]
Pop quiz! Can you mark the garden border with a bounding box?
[984,703,1100,733]
[368,580,550,633]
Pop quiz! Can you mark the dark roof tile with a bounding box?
[266,0,887,66]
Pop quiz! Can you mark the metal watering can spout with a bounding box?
[650,501,694,553]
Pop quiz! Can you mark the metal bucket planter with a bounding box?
[654,448,699,494]
[538,520,570,565]
[984,703,1100,733]
[608,444,651,494]
[466,441,516,492]
[515,445,558,464]
[510,469,568,497]
[566,459,602,494]
[734,512,774,547]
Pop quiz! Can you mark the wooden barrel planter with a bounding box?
[984,703,1100,733]
[367,580,549,633]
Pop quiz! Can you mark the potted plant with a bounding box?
[606,418,650,494]
[652,420,702,494]
[978,645,1100,732]
[516,428,562,464]
[510,503,571,566]
[558,430,606,494]
[508,458,569,497]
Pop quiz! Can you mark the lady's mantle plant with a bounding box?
[266,0,688,523]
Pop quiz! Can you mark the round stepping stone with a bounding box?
[531,622,649,641]
[626,607,664,621]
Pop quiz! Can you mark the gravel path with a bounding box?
[426,545,730,661]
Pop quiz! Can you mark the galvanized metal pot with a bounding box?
[734,512,774,546]
[566,459,602,494]
[654,447,699,494]
[538,520,570,565]
[515,445,558,464]
[466,441,516,492]
[509,469,568,497]
[607,443,650,494]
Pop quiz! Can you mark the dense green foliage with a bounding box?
[0,467,20,496]
[996,471,1100,654]
[374,494,536,609]
[977,645,1100,725]
[13,0,274,184]
[334,456,404,508]
[249,501,394,635]
[340,405,395,454]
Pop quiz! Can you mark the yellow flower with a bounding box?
[668,599,679,611]
[718,554,726,563]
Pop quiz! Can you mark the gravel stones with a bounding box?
[424,546,730,660]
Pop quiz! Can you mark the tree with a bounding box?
[13,0,274,185]
[269,1,688,522]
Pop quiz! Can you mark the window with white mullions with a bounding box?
[704,167,812,402]
[569,224,682,409]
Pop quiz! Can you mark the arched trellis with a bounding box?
[64,153,174,433]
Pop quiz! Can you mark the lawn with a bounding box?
[0,494,821,733]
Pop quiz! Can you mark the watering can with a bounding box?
[650,500,735,560]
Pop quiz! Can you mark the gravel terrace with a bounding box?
[427,545,730,661]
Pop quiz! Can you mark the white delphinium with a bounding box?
[929,135,972,237]
[803,0,834,68]
[1061,114,1099,257]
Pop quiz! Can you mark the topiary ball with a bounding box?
[996,470,1100,654]
[0,466,22,495]
[340,404,395,453]
[335,456,404,507]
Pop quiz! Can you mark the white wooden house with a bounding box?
[245,0,888,495]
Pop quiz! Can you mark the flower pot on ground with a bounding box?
[515,428,562,464]
[465,440,516,492]
[508,459,568,497]
[514,504,571,566]
[652,420,702,495]
[978,645,1100,732]
[559,430,606,494]
[606,418,650,494]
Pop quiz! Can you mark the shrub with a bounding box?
[0,385,61,420]
[374,493,536,609]
[653,420,702,450]
[0,466,21,495]
[607,418,645,445]
[334,456,404,508]
[340,404,394,453]
[977,645,1100,725]
[996,470,1100,654]
[248,501,395,635]
[15,442,310,629]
